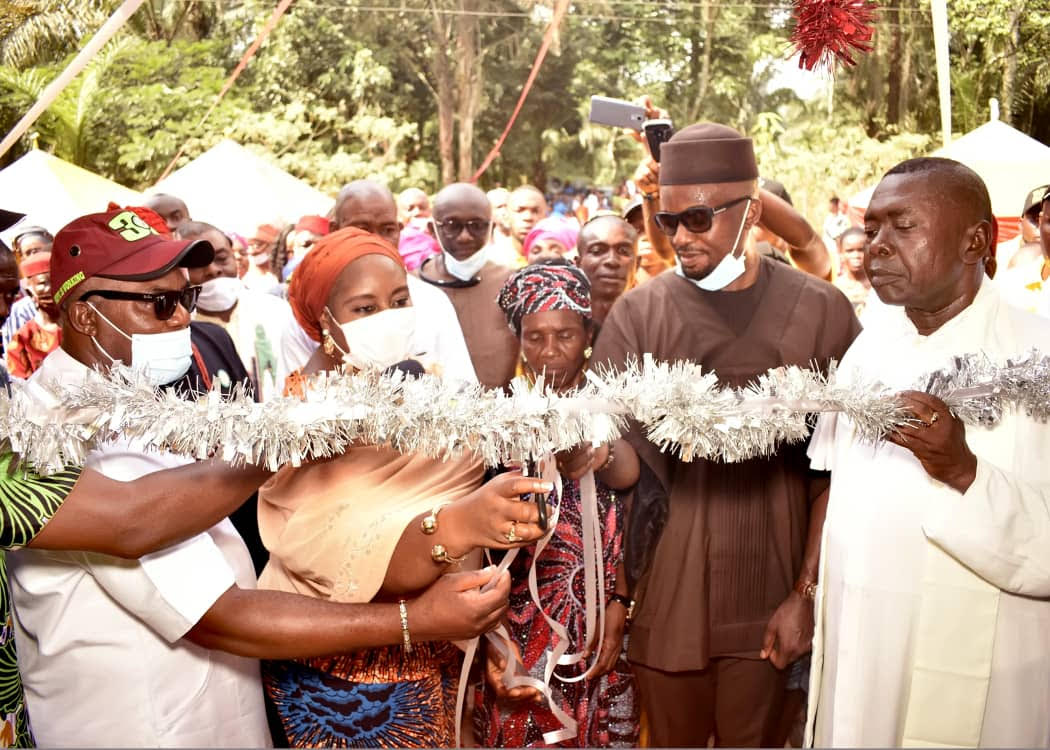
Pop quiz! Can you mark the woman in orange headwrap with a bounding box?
[258,227,549,748]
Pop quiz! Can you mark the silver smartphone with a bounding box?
[589,96,646,131]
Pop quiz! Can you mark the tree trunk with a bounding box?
[455,0,482,181]
[685,6,703,123]
[429,3,456,185]
[688,0,719,124]
[898,0,913,125]
[885,0,902,126]
[1000,3,1023,124]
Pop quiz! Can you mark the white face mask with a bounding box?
[89,304,193,386]
[433,223,487,281]
[248,251,270,267]
[196,276,242,312]
[676,197,753,291]
[326,306,417,372]
[443,247,488,281]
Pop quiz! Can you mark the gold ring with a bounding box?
[505,521,518,543]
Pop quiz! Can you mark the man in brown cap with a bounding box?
[592,123,860,746]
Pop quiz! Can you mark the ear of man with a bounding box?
[745,190,763,232]
[64,298,101,338]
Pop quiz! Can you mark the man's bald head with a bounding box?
[333,180,400,247]
[397,187,431,223]
[433,183,491,219]
[578,214,637,251]
[142,193,189,233]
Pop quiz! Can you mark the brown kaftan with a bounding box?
[417,258,520,390]
[591,257,860,672]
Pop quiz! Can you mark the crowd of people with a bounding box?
[0,113,1047,750]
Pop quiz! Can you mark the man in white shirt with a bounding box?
[277,180,477,385]
[11,208,515,747]
[175,220,288,400]
[806,158,1050,747]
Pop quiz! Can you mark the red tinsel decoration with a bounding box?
[792,0,877,71]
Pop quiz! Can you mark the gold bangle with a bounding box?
[431,544,468,565]
[398,599,412,654]
[420,502,451,535]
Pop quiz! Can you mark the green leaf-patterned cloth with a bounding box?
[0,453,79,748]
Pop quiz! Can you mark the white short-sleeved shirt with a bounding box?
[9,348,271,747]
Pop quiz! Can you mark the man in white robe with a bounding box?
[806,157,1050,748]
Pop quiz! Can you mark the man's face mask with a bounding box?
[196,276,242,312]
[88,303,193,386]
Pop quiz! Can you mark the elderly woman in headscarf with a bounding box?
[522,216,580,265]
[257,227,550,748]
[474,259,641,748]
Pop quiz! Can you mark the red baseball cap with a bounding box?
[51,208,214,305]
[294,215,330,236]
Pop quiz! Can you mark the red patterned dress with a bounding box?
[473,478,639,747]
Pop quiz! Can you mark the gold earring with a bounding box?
[322,330,336,356]
[583,346,593,360]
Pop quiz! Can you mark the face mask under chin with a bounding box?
[433,225,487,281]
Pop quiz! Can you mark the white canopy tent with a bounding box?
[151,139,333,236]
[849,119,1050,241]
[0,149,141,245]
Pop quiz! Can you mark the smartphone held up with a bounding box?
[587,95,675,162]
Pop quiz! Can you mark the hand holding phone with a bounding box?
[643,119,674,163]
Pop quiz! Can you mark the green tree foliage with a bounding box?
[0,0,1046,228]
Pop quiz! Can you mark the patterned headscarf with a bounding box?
[496,259,592,337]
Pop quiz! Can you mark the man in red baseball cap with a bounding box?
[48,206,213,386]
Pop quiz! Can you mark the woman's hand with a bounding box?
[484,637,545,705]
[410,567,510,642]
[555,443,609,480]
[585,600,629,677]
[446,472,550,552]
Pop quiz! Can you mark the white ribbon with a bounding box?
[453,455,609,746]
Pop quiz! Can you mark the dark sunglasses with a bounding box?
[78,285,201,320]
[653,195,753,237]
[433,218,491,237]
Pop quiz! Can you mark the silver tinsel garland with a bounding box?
[2,350,1048,474]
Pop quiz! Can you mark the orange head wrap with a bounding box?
[288,226,405,342]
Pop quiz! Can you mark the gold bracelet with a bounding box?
[794,579,817,601]
[398,599,412,654]
[597,443,615,473]
[431,544,469,565]
[420,502,451,535]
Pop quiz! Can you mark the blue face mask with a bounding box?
[89,304,193,386]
